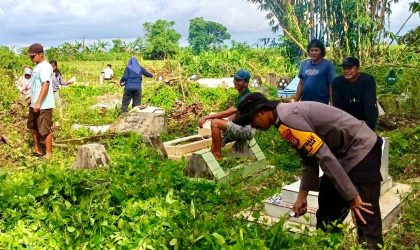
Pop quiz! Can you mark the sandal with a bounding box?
[32,151,44,157]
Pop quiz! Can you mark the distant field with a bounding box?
[59,60,167,85]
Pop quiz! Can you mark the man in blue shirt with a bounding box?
[294,39,337,104]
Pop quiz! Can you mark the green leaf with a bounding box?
[49,238,57,247]
[67,226,76,233]
[169,238,178,246]
[166,189,177,204]
[65,200,72,209]
[212,233,225,245]
[118,218,124,229]
[190,199,196,219]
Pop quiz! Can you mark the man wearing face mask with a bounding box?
[197,69,255,160]
[332,57,378,130]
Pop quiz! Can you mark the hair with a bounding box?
[260,103,279,112]
[307,39,326,57]
[49,60,61,77]
[107,64,112,68]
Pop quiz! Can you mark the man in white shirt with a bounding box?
[102,64,114,80]
[26,43,55,159]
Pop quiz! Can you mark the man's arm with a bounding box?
[120,68,128,85]
[34,81,49,112]
[141,67,153,78]
[331,79,346,109]
[294,79,303,102]
[198,106,237,128]
[327,62,337,104]
[363,76,378,130]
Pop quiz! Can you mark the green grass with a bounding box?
[0,56,419,249]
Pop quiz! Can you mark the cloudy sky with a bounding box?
[0,0,418,49]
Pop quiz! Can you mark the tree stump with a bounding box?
[266,73,277,87]
[73,143,110,169]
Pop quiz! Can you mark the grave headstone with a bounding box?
[109,106,166,136]
[73,143,110,169]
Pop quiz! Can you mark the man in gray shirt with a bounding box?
[234,93,383,249]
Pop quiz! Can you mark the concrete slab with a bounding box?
[71,124,111,133]
[163,134,212,159]
[197,78,234,88]
[248,182,411,230]
[109,106,166,136]
[183,141,274,183]
[130,106,164,114]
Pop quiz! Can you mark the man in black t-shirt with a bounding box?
[332,57,378,130]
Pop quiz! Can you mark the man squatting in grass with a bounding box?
[198,69,255,160]
[27,43,55,158]
[234,93,383,249]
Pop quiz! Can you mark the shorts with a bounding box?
[222,120,255,146]
[27,107,53,138]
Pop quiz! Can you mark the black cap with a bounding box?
[28,43,44,54]
[339,57,360,66]
[233,92,278,126]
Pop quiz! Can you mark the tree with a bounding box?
[143,19,182,59]
[248,0,400,63]
[128,37,146,53]
[188,17,231,54]
[110,38,128,53]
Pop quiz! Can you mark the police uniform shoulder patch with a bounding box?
[278,124,323,157]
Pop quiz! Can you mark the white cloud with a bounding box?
[0,0,416,48]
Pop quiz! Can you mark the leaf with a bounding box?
[67,226,76,233]
[65,200,72,209]
[118,218,124,229]
[166,189,177,204]
[212,233,225,245]
[90,217,95,226]
[169,238,178,246]
[190,199,196,219]
[49,238,57,247]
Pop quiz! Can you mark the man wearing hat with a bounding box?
[234,92,383,249]
[27,43,55,158]
[332,57,378,130]
[15,67,32,99]
[198,69,255,160]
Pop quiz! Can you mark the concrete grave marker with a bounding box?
[73,143,110,169]
[109,106,166,136]
[184,138,275,183]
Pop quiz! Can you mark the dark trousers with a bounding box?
[121,89,141,113]
[317,137,384,249]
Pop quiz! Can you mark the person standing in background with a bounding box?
[295,39,337,104]
[27,43,55,158]
[15,66,32,100]
[119,57,153,113]
[50,60,74,119]
[332,57,378,130]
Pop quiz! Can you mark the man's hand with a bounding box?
[350,195,374,224]
[33,102,41,113]
[198,117,208,128]
[293,197,308,217]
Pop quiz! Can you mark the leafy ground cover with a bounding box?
[0,53,419,248]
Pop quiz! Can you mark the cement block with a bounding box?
[259,182,411,231]
[163,135,211,157]
[381,137,389,180]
